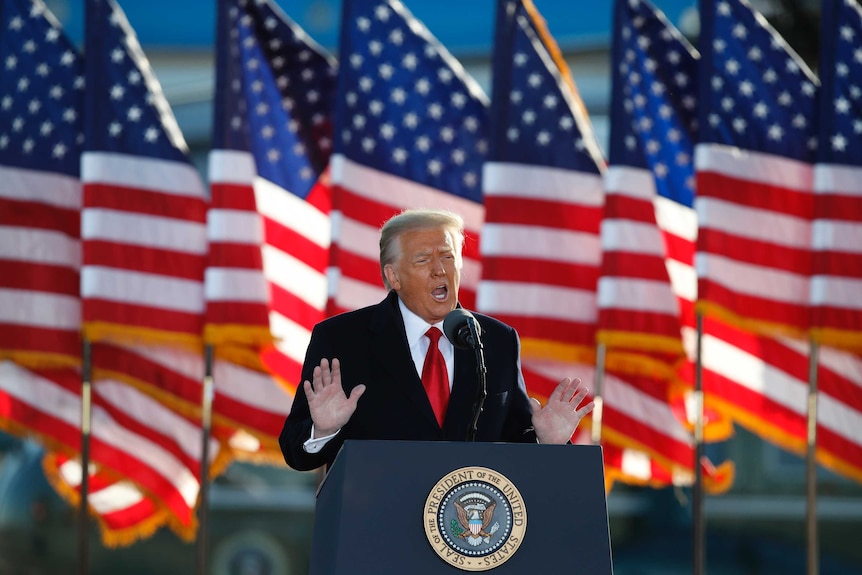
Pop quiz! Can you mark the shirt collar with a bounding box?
[397,297,447,345]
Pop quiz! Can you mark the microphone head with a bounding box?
[443,308,481,349]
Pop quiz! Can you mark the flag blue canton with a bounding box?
[83,0,190,163]
[335,0,488,203]
[0,0,83,176]
[698,0,819,162]
[818,0,862,167]
[610,0,698,208]
[215,0,337,198]
[489,1,602,174]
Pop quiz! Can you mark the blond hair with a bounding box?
[379,209,465,290]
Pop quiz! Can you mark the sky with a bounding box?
[45,0,700,55]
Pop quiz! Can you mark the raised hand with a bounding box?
[304,358,366,438]
[529,378,594,445]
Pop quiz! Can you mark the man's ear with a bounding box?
[383,264,400,290]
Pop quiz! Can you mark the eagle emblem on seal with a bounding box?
[454,496,500,547]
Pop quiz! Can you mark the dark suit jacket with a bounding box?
[279,291,537,471]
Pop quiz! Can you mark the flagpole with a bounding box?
[78,338,92,575]
[806,338,820,575]
[195,344,215,575]
[591,343,606,445]
[693,312,705,575]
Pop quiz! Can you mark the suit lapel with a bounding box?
[368,292,440,430]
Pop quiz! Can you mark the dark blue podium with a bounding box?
[309,440,613,574]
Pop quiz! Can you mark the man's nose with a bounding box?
[431,257,446,275]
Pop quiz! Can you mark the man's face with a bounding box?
[384,226,461,324]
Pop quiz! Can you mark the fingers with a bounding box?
[528,397,542,415]
[552,377,573,401]
[312,357,338,385]
[320,358,332,387]
[569,382,589,405]
[348,383,367,405]
[554,377,587,403]
[577,401,596,417]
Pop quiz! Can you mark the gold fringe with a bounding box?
[91,366,289,456]
[667,379,737,443]
[42,442,236,547]
[596,330,686,357]
[41,453,174,548]
[0,420,80,463]
[99,509,172,548]
[213,345,268,373]
[228,444,286,467]
[604,350,678,381]
[703,461,736,495]
[204,324,275,349]
[272,375,298,397]
[708,396,808,454]
[0,350,80,370]
[809,327,862,354]
[601,426,690,482]
[708,396,862,484]
[814,448,862,485]
[519,338,596,365]
[603,464,681,491]
[92,367,202,421]
[600,428,736,494]
[83,322,202,352]
[695,301,805,341]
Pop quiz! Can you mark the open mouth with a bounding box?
[431,285,448,301]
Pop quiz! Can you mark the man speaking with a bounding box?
[279,208,594,471]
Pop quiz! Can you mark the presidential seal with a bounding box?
[423,466,526,571]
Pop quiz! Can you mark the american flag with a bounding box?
[1,0,285,544]
[92,341,293,462]
[525,361,734,491]
[43,451,167,547]
[479,0,604,366]
[81,0,208,348]
[601,0,695,362]
[0,359,219,540]
[328,0,488,314]
[0,0,82,369]
[208,0,336,398]
[0,0,196,544]
[480,0,726,489]
[811,0,862,352]
[689,317,862,484]
[574,428,734,493]
[82,0,292,490]
[600,0,736,488]
[78,0,220,540]
[695,0,817,337]
[691,0,862,484]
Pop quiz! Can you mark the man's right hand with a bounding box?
[305,358,366,438]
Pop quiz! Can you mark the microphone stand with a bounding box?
[466,317,487,442]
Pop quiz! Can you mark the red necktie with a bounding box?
[421,327,449,427]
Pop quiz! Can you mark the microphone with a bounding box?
[443,309,482,349]
[444,308,487,441]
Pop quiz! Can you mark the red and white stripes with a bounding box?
[0,165,82,367]
[81,152,208,346]
[329,154,484,315]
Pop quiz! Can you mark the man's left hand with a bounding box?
[529,378,594,445]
